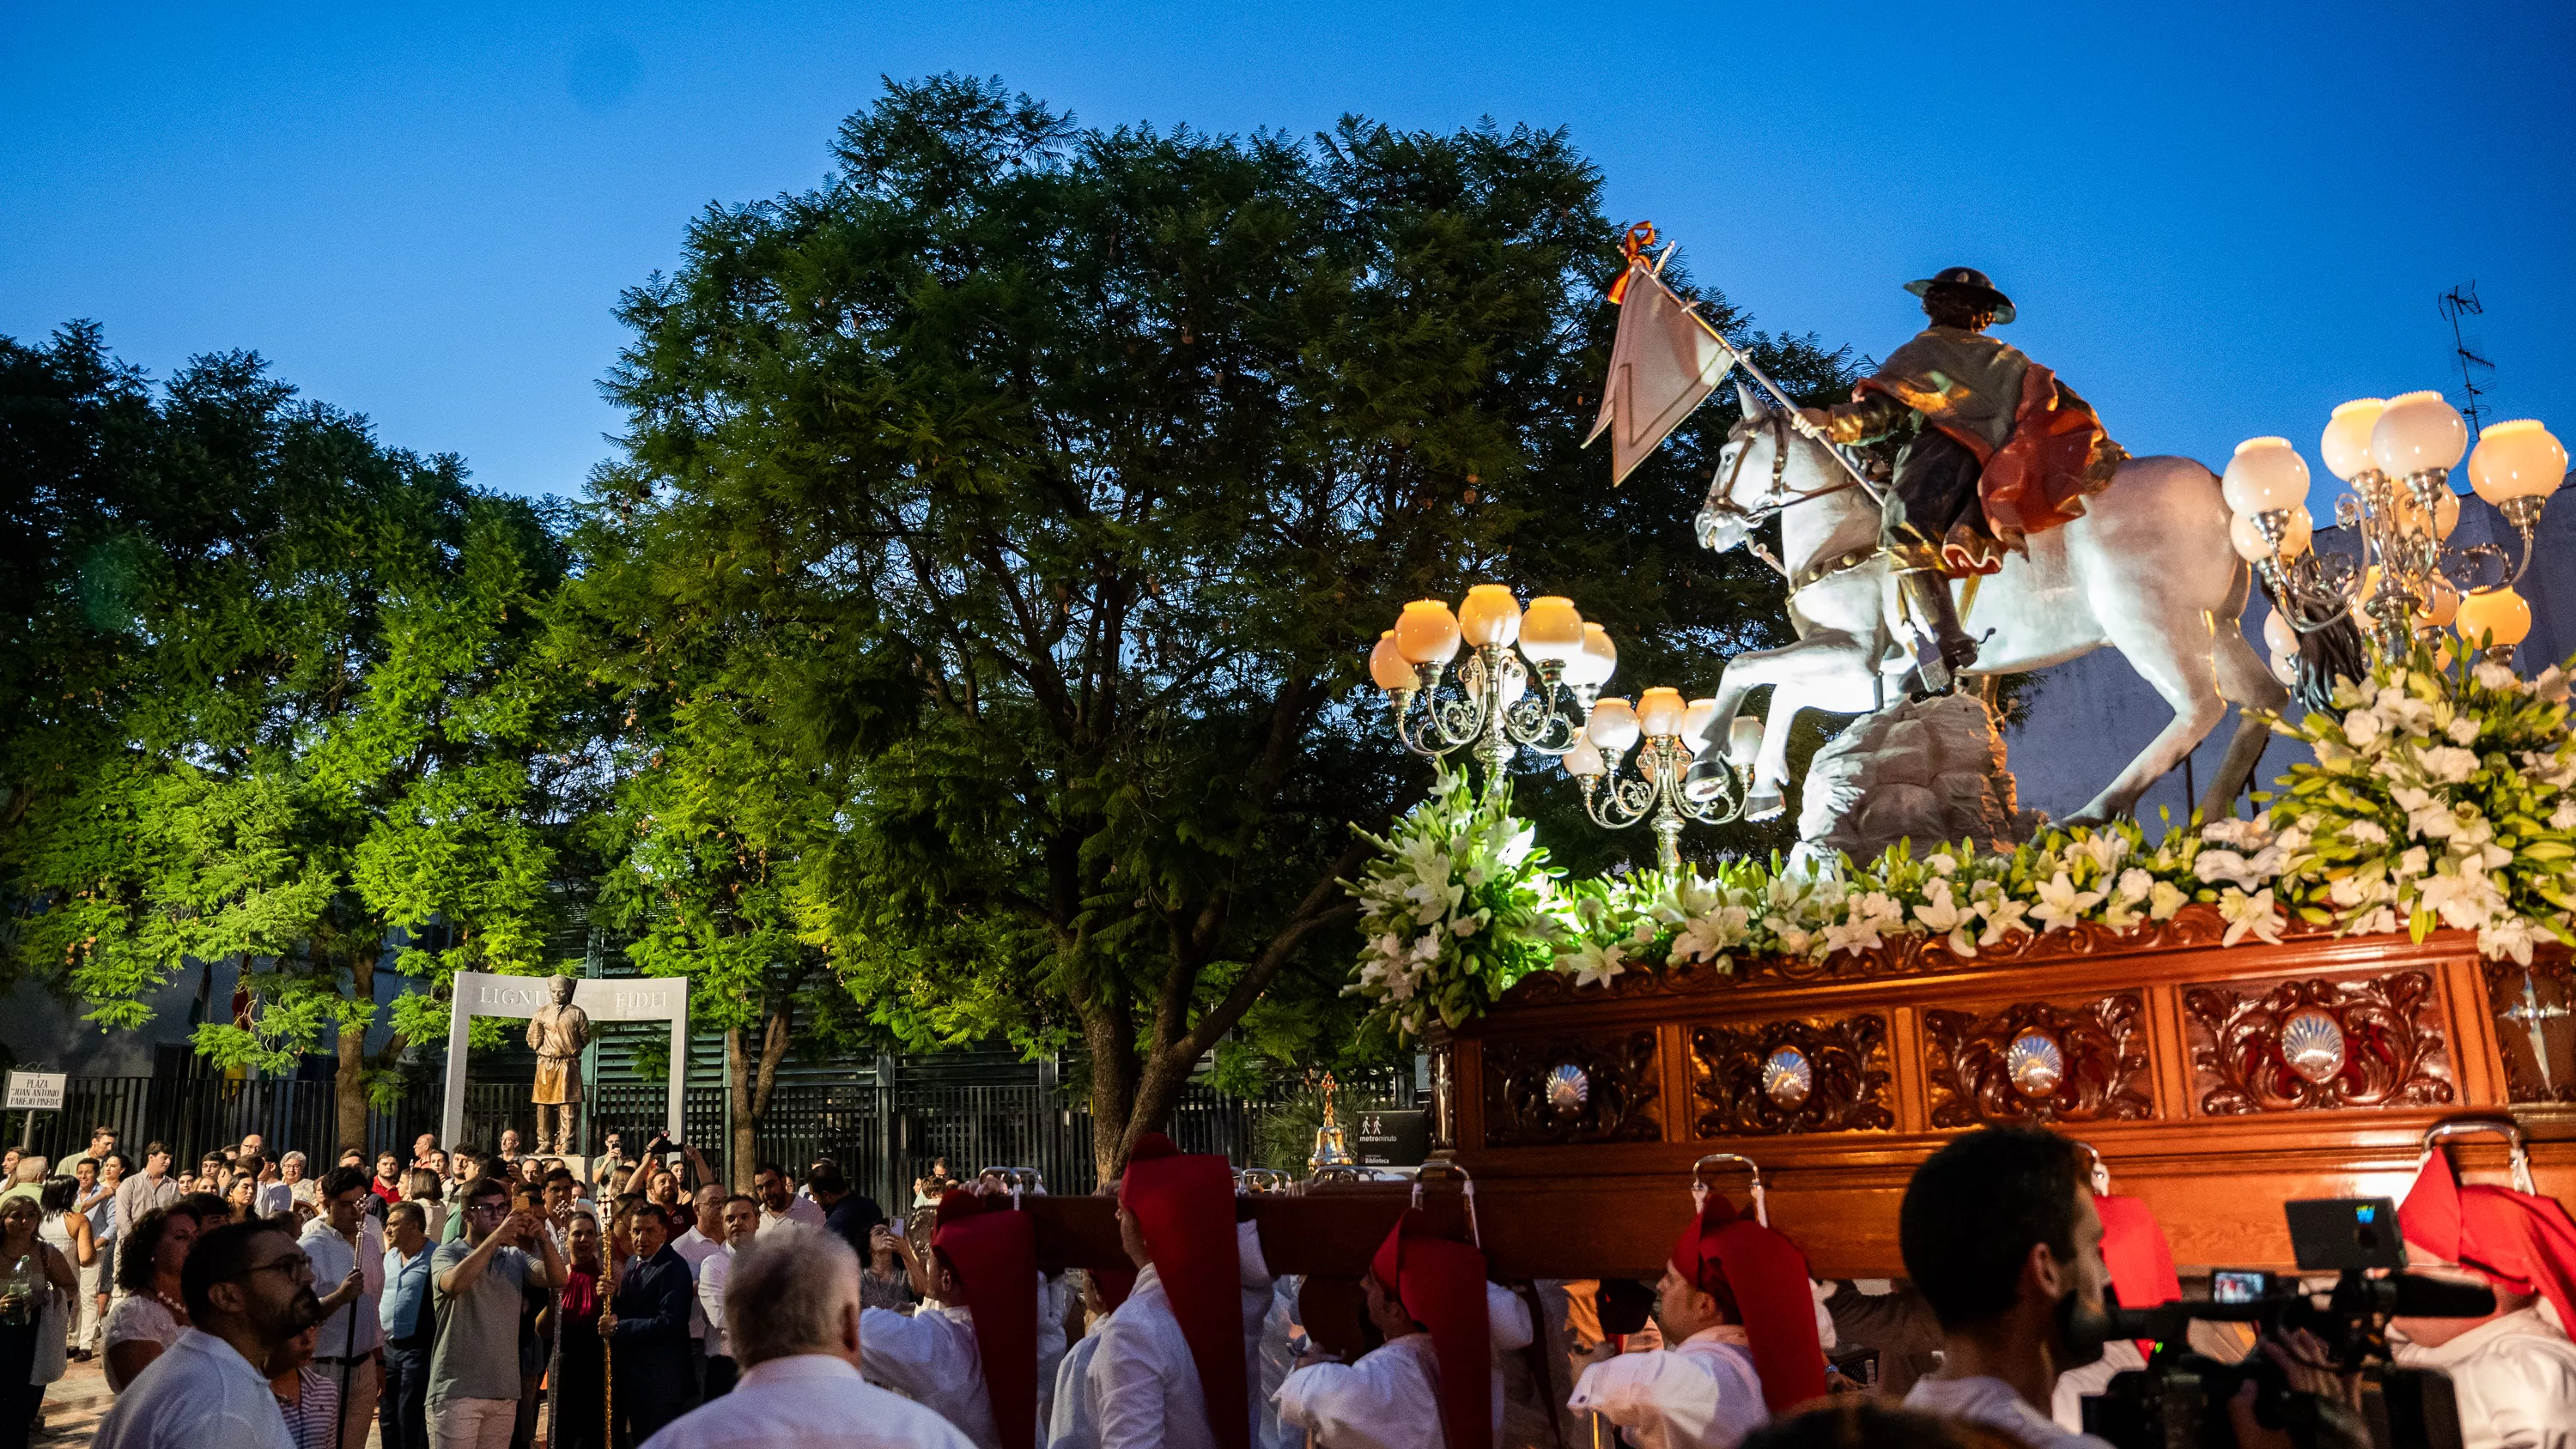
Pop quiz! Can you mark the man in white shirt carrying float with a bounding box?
[640,1222,973,1449]
[2395,1148,2576,1449]
[860,1185,1042,1449]
[1087,1133,1271,1449]
[1276,1207,1535,1449]
[1565,1189,1827,1449]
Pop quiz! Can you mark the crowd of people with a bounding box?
[21,1121,2568,1449]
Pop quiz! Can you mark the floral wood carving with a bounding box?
[1480,1032,1662,1148]
[1922,995,2154,1128]
[2479,958,2576,1106]
[2184,973,2453,1115]
[1690,1015,1893,1137]
[1502,906,2240,1007]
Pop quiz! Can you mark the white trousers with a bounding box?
[319,1355,383,1449]
[428,1391,518,1449]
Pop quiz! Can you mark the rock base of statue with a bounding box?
[1795,692,2041,863]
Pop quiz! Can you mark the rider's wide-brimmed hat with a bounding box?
[1905,266,2015,324]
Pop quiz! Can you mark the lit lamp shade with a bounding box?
[1586,696,1641,751]
[1456,585,1523,648]
[1562,622,1618,688]
[2221,437,2311,515]
[2455,587,2531,648]
[1518,596,1586,664]
[1369,631,1419,690]
[1563,737,1606,778]
[2228,506,2312,562]
[1394,599,1463,665]
[2417,575,2461,630]
[2468,420,2568,504]
[1728,716,1763,763]
[2319,398,2386,481]
[1636,687,1687,738]
[1679,697,1720,749]
[2369,391,2470,478]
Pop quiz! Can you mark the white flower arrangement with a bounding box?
[1346,649,2576,1023]
[1341,767,1570,1038]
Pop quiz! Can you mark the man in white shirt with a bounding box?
[1278,1209,1534,1449]
[671,1185,730,1399]
[2395,1149,2576,1449]
[1564,1191,1826,1449]
[754,1161,825,1231]
[94,1218,329,1449]
[1049,1270,1120,1449]
[1088,1134,1267,1449]
[639,1222,975,1449]
[1896,1128,2117,1449]
[696,1195,760,1401]
[860,1186,1042,1449]
[300,1166,387,1449]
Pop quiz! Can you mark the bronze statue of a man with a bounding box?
[1797,267,2124,691]
[526,976,591,1156]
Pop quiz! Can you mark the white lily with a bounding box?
[2217,887,2283,947]
[2030,871,2104,932]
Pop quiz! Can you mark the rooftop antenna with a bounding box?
[2438,282,2493,441]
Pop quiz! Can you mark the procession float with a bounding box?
[1024,233,2576,1348]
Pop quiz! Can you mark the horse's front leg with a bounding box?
[1711,630,1876,819]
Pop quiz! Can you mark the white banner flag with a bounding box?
[1585,262,1739,485]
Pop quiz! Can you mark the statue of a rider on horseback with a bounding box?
[1794,266,2129,692]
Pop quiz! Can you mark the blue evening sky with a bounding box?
[5,3,2571,501]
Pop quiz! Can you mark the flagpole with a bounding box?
[1659,275,1889,511]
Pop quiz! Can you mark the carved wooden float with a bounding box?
[1429,907,2576,1279]
[1021,910,2576,1309]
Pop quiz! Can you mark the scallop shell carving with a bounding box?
[2281,1009,2348,1084]
[1544,1062,1591,1114]
[1761,1047,1814,1108]
[2006,1032,2066,1098]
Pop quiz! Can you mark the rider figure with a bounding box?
[1796,267,2123,690]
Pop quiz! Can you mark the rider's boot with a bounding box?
[1899,567,1979,695]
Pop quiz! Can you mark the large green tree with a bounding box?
[0,326,581,1147]
[575,76,1843,1176]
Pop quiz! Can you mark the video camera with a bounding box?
[2081,1197,2488,1449]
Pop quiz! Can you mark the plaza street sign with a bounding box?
[3,1072,64,1113]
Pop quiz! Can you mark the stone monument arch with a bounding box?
[441,972,689,1161]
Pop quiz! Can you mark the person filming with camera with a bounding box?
[1898,1127,2367,1449]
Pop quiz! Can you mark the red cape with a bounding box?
[1668,1195,1828,1414]
[932,1191,1039,1449]
[1120,1134,1249,1449]
[1370,1210,1491,1449]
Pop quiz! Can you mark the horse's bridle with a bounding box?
[1704,410,1867,530]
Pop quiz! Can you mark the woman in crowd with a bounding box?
[69,1157,116,1361]
[35,1179,93,1367]
[102,1207,193,1391]
[222,1172,258,1224]
[276,1152,314,1212]
[404,1168,447,1240]
[861,1222,918,1313]
[0,1194,74,1448]
[553,1210,611,1449]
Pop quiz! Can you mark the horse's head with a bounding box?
[1694,382,1788,554]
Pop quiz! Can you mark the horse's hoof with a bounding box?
[1744,791,1786,822]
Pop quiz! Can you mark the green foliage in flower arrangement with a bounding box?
[1340,768,1568,1038]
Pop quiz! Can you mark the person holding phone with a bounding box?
[428,1177,565,1449]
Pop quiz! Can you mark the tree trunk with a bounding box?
[1084,998,1139,1184]
[726,1006,793,1191]
[336,954,373,1155]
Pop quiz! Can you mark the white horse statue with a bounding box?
[1697,385,2282,828]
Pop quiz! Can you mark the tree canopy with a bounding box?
[6,78,1861,1171]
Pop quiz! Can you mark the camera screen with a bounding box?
[2209,1270,2270,1305]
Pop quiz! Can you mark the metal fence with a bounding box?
[5,1064,1413,1212]
[3,1076,446,1170]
